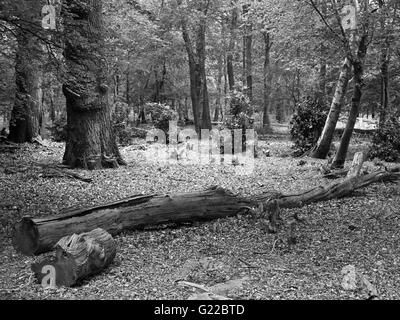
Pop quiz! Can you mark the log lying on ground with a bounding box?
[0,139,19,153]
[265,152,368,209]
[13,156,400,256]
[13,187,252,256]
[31,228,116,287]
[255,156,399,232]
[4,163,93,183]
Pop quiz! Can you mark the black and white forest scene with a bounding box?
[0,0,400,303]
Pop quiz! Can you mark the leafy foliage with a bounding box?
[223,89,254,130]
[219,88,258,156]
[146,103,177,134]
[369,113,400,163]
[290,96,327,157]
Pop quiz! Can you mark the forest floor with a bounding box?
[0,134,399,300]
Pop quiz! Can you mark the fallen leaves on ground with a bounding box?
[0,138,399,300]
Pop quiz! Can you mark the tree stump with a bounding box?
[346,152,365,179]
[31,228,116,287]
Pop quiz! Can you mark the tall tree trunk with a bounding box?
[311,58,352,159]
[227,5,238,91]
[262,32,271,131]
[378,25,390,127]
[379,47,389,126]
[178,100,184,122]
[214,23,226,123]
[377,0,392,127]
[126,52,131,107]
[223,54,228,117]
[113,73,120,104]
[245,30,253,102]
[275,87,285,124]
[184,97,189,120]
[214,53,224,122]
[332,36,369,168]
[180,1,212,132]
[318,56,327,104]
[153,61,167,103]
[197,20,211,130]
[62,0,124,170]
[243,3,253,102]
[8,24,42,143]
[160,60,167,103]
[317,1,327,105]
[153,69,160,102]
[181,22,201,132]
[49,88,56,123]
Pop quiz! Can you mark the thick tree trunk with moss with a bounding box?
[8,15,42,143]
[61,0,124,169]
[311,58,351,159]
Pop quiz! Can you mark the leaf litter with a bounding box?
[0,138,399,300]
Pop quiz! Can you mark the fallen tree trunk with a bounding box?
[13,187,251,256]
[253,168,400,232]
[13,160,400,256]
[3,164,93,183]
[31,228,116,287]
[265,170,400,210]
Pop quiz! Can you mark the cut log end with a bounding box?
[12,217,39,256]
[32,228,116,287]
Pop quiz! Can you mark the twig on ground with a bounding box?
[238,258,260,269]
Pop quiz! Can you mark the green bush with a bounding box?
[146,103,177,134]
[369,113,400,162]
[220,88,258,156]
[223,88,253,130]
[228,88,252,118]
[290,96,327,157]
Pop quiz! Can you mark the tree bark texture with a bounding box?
[62,0,124,169]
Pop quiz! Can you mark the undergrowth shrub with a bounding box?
[146,102,177,134]
[369,113,400,162]
[223,88,253,130]
[290,96,327,157]
[220,88,258,156]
